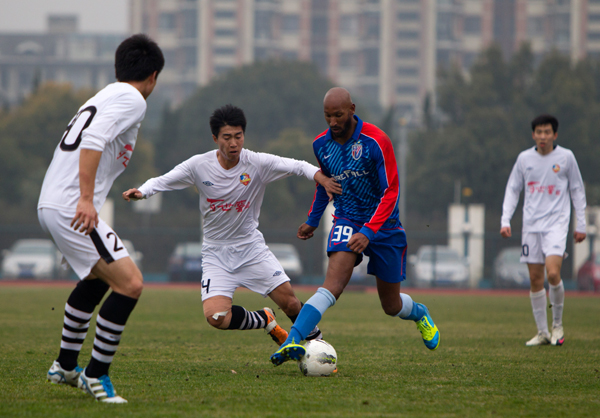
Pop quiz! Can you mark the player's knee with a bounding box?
[205,313,227,329]
[547,271,561,284]
[279,298,302,317]
[381,301,401,317]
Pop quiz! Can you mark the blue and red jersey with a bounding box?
[306,115,401,241]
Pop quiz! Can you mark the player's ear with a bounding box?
[212,135,218,143]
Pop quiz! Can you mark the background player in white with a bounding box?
[500,114,586,347]
[122,104,341,347]
[39,34,164,403]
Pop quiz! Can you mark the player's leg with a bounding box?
[77,256,142,403]
[526,263,550,346]
[370,226,439,350]
[522,232,550,346]
[48,277,109,386]
[546,255,565,345]
[270,251,355,365]
[202,295,277,332]
[268,282,323,343]
[377,279,440,350]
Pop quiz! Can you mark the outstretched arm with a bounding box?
[122,188,144,201]
[314,171,342,201]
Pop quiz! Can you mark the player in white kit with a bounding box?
[39,34,164,403]
[500,114,587,347]
[122,104,341,347]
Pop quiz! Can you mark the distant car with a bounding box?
[408,246,469,288]
[122,240,143,271]
[576,254,600,292]
[493,247,530,288]
[268,243,303,281]
[1,239,67,280]
[168,242,203,282]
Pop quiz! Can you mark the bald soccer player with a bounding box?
[270,88,440,366]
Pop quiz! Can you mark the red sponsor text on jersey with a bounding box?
[207,198,251,213]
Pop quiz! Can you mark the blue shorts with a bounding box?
[326,217,407,283]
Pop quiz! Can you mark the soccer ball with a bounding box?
[298,340,337,377]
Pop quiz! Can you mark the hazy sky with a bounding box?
[0,0,128,34]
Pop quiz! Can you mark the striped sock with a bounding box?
[85,292,137,378]
[56,279,109,371]
[227,305,268,330]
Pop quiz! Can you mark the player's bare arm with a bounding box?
[574,231,586,243]
[314,171,342,201]
[347,232,369,253]
[297,223,317,240]
[122,188,144,202]
[71,149,102,235]
[500,226,511,238]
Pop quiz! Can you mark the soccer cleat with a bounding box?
[551,325,564,346]
[414,303,440,350]
[47,360,82,387]
[525,331,551,346]
[264,307,289,346]
[270,342,306,366]
[78,370,127,403]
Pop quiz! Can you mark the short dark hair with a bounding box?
[209,104,247,137]
[115,34,164,82]
[531,114,559,133]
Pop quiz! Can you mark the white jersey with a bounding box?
[138,149,319,244]
[38,82,147,214]
[501,145,586,233]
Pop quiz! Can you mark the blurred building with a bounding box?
[129,0,600,124]
[0,16,124,107]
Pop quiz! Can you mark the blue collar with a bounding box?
[325,115,363,145]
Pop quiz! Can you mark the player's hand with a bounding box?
[122,188,143,202]
[347,232,369,253]
[574,231,587,243]
[500,226,511,238]
[314,171,342,201]
[298,223,317,240]
[71,198,98,235]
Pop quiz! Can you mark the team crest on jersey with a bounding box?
[552,164,560,173]
[351,142,363,160]
[240,173,251,186]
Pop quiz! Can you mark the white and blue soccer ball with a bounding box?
[298,339,337,377]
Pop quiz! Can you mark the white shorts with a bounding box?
[38,208,130,279]
[200,240,289,302]
[520,230,567,264]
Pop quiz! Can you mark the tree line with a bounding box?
[2,48,600,234]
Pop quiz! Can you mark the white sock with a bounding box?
[549,281,564,327]
[530,289,549,335]
[397,293,414,318]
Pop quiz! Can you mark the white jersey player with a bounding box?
[123,104,342,347]
[39,34,164,403]
[500,114,586,347]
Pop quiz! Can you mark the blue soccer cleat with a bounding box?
[414,303,440,350]
[270,342,306,366]
[78,370,127,403]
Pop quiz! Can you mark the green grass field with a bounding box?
[1,285,599,418]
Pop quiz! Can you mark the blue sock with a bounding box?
[282,287,335,346]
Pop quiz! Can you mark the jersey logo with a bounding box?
[351,142,363,160]
[240,173,251,186]
[323,154,332,160]
[273,271,282,276]
[202,181,214,186]
[552,164,560,173]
